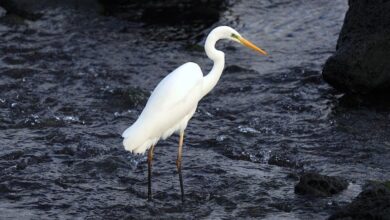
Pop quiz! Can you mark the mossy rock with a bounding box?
[105,87,150,109]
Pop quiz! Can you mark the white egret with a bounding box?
[122,26,267,201]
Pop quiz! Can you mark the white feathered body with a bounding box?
[122,62,204,154]
[122,26,241,154]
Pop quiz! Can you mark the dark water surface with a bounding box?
[1,0,390,219]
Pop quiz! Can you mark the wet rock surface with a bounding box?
[0,0,389,219]
[322,0,390,94]
[295,173,348,197]
[329,181,390,220]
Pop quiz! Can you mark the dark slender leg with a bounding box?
[147,144,155,201]
[176,131,185,202]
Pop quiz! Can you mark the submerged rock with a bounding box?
[329,181,390,220]
[295,173,348,197]
[322,0,390,94]
[268,153,302,169]
[104,87,149,110]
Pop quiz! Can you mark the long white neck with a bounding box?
[201,30,226,98]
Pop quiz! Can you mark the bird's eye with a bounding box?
[231,33,239,39]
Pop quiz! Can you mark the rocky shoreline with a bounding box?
[329,181,390,220]
[322,0,390,95]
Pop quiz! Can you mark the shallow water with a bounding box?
[1,0,390,219]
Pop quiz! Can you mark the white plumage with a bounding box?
[120,26,267,201]
[122,62,203,154]
[121,26,267,155]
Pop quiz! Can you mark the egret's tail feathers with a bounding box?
[123,137,158,154]
[122,122,158,154]
[122,125,134,138]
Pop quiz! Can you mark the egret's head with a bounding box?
[211,26,268,56]
[229,32,268,56]
[206,26,268,58]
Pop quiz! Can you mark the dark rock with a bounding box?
[268,202,292,212]
[99,0,228,42]
[0,14,26,25]
[16,153,52,170]
[268,153,302,169]
[200,138,263,162]
[0,150,24,160]
[104,87,149,110]
[124,87,150,108]
[242,206,268,218]
[0,184,13,193]
[336,93,390,109]
[74,141,110,159]
[329,181,390,220]
[55,146,75,156]
[212,195,237,212]
[141,2,221,25]
[15,160,27,170]
[54,178,70,189]
[224,65,258,75]
[322,0,390,94]
[286,172,300,181]
[295,173,348,197]
[225,65,247,73]
[100,0,227,25]
[0,0,102,20]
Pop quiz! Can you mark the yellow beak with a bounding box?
[238,36,268,56]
